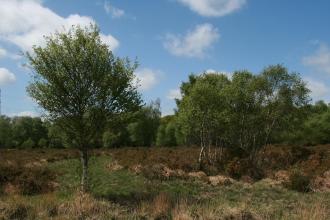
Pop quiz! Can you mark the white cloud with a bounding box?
[162,108,175,116]
[0,0,119,52]
[9,111,39,117]
[167,89,182,100]
[0,47,23,60]
[205,69,217,73]
[164,23,219,58]
[100,34,119,50]
[305,78,329,101]
[303,44,330,75]
[0,48,7,58]
[0,68,16,85]
[177,0,246,17]
[134,68,161,91]
[104,1,125,18]
[206,69,233,78]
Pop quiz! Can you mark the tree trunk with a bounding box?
[80,148,89,192]
[198,146,205,170]
[199,126,205,170]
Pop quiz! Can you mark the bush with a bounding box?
[287,171,311,192]
[0,165,56,195]
[2,204,30,220]
[225,157,243,179]
[20,138,35,149]
[102,131,120,148]
[16,167,56,195]
[38,138,48,148]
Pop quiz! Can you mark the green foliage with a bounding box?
[156,124,167,146]
[26,24,142,149]
[11,117,48,148]
[21,138,35,149]
[276,100,330,145]
[25,24,142,191]
[177,73,230,147]
[47,122,65,148]
[156,115,177,146]
[1,64,330,150]
[165,122,177,146]
[303,109,330,144]
[127,99,161,146]
[38,138,48,148]
[102,131,121,148]
[0,116,13,148]
[177,65,310,161]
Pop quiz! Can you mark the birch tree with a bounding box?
[26,24,141,192]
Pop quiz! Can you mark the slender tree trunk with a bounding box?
[198,121,205,170]
[198,146,205,170]
[80,148,89,192]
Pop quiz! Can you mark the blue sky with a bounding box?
[0,0,330,116]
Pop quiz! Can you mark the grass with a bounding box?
[1,147,330,219]
[49,156,148,201]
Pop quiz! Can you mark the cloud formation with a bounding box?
[0,48,7,58]
[303,44,330,75]
[0,0,119,52]
[167,89,182,100]
[164,23,219,58]
[177,0,246,17]
[0,68,16,85]
[9,111,39,117]
[104,1,125,18]
[206,69,233,78]
[134,68,161,91]
[304,78,329,102]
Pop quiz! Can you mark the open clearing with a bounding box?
[0,145,329,219]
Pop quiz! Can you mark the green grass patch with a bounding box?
[49,156,148,201]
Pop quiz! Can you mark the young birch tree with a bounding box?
[26,24,141,192]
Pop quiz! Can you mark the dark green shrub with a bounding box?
[20,138,35,149]
[102,131,121,148]
[225,157,243,179]
[16,167,56,195]
[38,138,48,148]
[287,171,311,192]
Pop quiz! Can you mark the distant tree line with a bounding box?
[0,100,161,149]
[1,96,330,150]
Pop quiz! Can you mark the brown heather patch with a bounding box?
[282,197,329,220]
[151,192,173,219]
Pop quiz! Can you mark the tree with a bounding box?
[156,115,177,147]
[177,65,310,168]
[222,66,309,161]
[127,99,161,146]
[26,24,141,192]
[47,121,65,148]
[11,116,48,148]
[0,116,13,148]
[156,123,167,146]
[177,73,230,167]
[304,111,330,144]
[21,138,35,149]
[102,130,121,148]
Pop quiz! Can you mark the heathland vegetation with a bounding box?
[0,25,329,219]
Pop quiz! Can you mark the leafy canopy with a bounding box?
[26,24,142,148]
[177,65,310,157]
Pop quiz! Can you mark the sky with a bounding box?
[0,0,330,117]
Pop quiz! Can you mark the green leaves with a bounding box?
[177,65,311,157]
[26,24,142,149]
